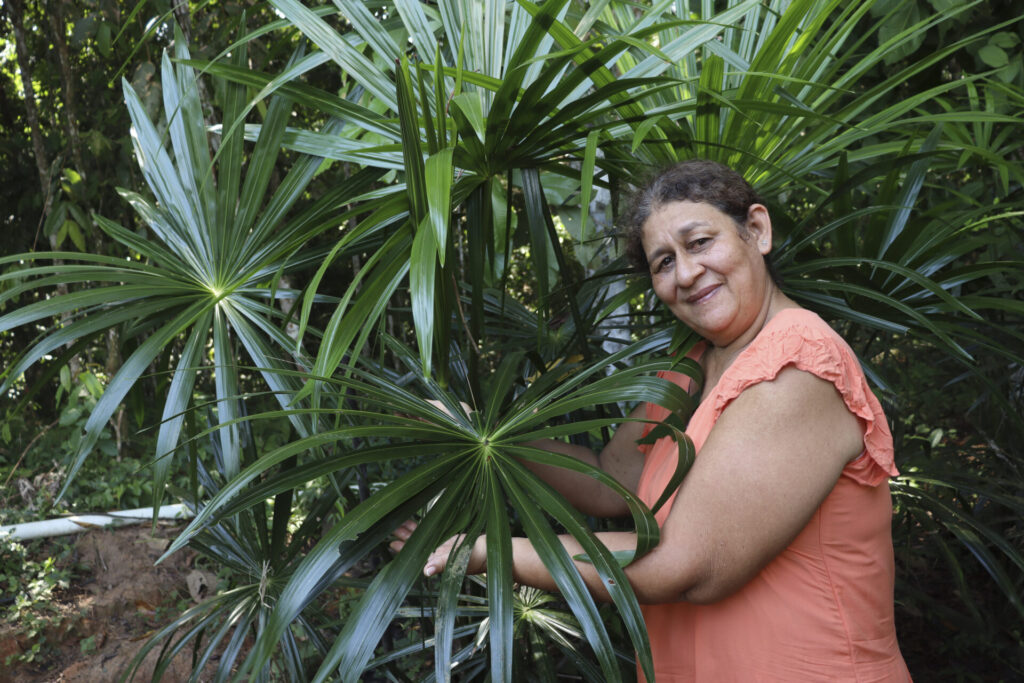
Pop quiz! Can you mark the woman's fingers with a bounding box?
[423,552,443,576]
[388,519,418,554]
[424,535,460,576]
[427,534,487,576]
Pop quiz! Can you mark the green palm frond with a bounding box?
[0,37,379,502]
[6,2,1021,680]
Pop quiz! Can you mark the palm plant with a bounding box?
[377,579,637,680]
[228,0,1020,678]
[0,31,387,504]
[158,330,698,681]
[3,0,1023,680]
[234,0,687,390]
[124,412,346,682]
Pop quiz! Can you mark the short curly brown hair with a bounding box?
[621,159,774,279]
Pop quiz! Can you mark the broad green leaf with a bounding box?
[425,147,455,265]
[410,216,438,378]
[978,44,1009,69]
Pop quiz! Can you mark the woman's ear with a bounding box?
[746,204,773,255]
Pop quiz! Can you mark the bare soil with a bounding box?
[1,524,219,683]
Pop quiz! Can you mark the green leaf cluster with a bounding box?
[1,0,1023,680]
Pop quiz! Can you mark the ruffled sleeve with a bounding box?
[710,310,898,486]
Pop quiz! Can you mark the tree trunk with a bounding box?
[48,1,86,179]
[171,0,193,45]
[5,0,50,196]
[6,0,80,380]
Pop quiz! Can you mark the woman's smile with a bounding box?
[686,283,721,304]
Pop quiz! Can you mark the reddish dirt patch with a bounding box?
[1,524,216,682]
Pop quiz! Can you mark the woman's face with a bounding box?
[642,200,772,346]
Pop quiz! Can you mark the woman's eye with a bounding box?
[654,255,673,273]
[688,237,711,250]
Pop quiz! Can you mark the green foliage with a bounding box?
[124,411,360,682]
[0,30,381,510]
[377,578,637,680]
[0,535,80,667]
[0,364,187,523]
[1,0,1023,680]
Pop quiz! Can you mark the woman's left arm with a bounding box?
[405,366,865,605]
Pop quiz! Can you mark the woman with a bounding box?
[393,160,911,681]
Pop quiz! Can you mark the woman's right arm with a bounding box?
[519,403,649,518]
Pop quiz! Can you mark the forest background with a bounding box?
[1,0,1023,681]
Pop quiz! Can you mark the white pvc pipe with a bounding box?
[0,504,193,541]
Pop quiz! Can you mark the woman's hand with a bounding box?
[424,533,487,577]
[390,520,487,577]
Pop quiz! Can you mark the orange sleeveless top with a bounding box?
[636,309,910,682]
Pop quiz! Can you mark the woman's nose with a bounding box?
[674,256,703,288]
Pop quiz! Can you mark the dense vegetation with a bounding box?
[2,0,1022,680]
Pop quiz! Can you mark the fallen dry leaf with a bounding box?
[186,569,219,603]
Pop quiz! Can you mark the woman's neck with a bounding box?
[700,288,798,397]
